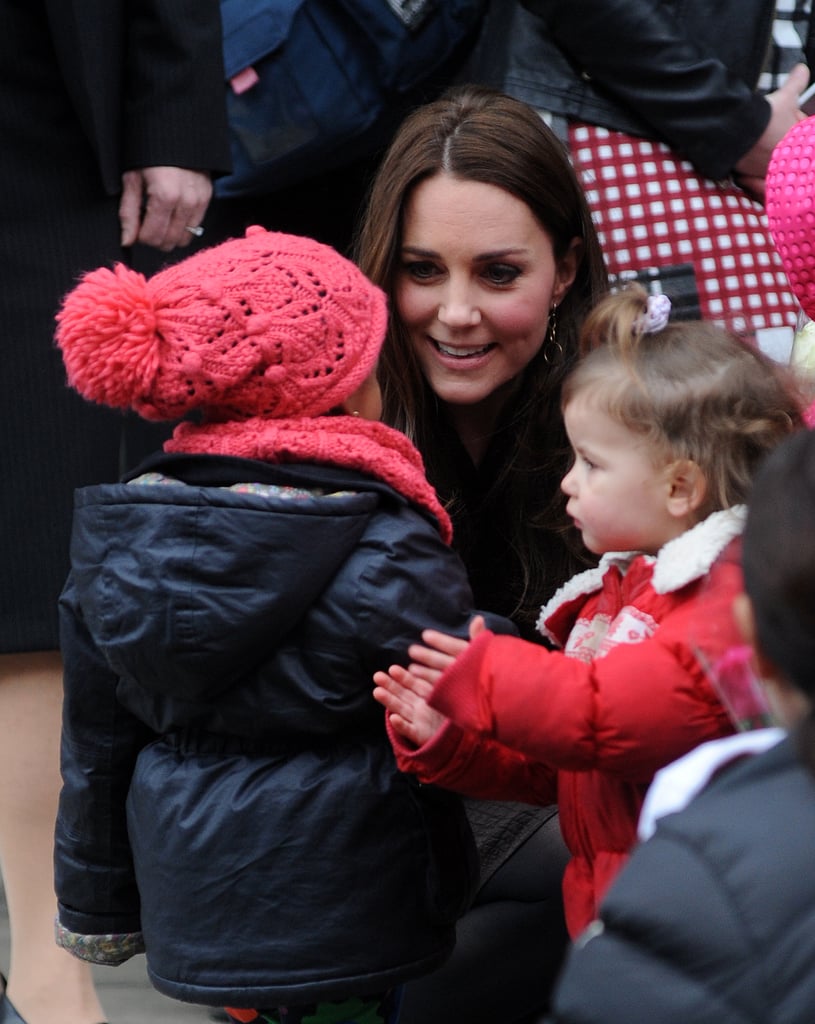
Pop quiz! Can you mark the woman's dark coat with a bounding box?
[1,0,230,651]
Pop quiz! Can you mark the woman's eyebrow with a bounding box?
[400,245,438,257]
[400,245,530,259]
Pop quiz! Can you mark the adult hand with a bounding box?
[119,166,213,251]
[733,63,809,203]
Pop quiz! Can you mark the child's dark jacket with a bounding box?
[54,452,482,1008]
[549,729,815,1023]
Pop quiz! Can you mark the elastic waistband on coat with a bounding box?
[163,728,306,757]
[161,727,363,758]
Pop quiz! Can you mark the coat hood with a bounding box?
[65,467,380,701]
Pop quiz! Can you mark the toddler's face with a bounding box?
[561,394,681,556]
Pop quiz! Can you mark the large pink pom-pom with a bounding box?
[766,117,815,322]
[55,263,159,408]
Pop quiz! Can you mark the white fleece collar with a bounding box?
[537,506,746,636]
[652,505,746,593]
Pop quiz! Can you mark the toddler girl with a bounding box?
[374,283,806,938]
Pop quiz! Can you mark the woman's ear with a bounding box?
[665,459,706,520]
[551,236,583,306]
[733,592,758,648]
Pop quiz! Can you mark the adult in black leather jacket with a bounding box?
[470,0,808,196]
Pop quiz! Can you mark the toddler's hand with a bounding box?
[373,664,447,747]
[406,614,486,683]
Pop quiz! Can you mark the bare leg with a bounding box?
[0,652,106,1024]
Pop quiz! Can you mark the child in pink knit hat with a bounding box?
[52,228,503,1024]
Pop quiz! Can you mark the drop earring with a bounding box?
[544,303,563,364]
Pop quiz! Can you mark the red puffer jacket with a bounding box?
[389,509,744,936]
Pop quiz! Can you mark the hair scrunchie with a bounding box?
[635,293,672,335]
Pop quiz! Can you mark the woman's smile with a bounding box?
[430,337,497,361]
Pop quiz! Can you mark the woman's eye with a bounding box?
[483,263,521,285]
[403,260,440,281]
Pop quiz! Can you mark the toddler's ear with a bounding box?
[665,458,706,519]
[339,371,382,421]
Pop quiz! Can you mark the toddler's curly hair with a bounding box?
[563,283,806,518]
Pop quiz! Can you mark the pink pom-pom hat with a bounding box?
[55,226,387,422]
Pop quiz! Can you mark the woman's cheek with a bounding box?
[496,297,551,341]
[394,278,427,328]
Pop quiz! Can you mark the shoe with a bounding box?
[0,975,26,1024]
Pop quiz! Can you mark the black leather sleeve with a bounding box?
[520,0,773,179]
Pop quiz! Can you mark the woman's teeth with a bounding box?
[435,341,493,358]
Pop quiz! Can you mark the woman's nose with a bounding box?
[437,281,481,328]
[561,464,577,495]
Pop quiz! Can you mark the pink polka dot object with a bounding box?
[766,116,815,321]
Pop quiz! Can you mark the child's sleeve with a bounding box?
[358,503,560,801]
[356,503,517,675]
[388,711,558,806]
[55,573,152,962]
[427,590,734,784]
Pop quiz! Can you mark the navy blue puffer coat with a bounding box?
[55,453,488,1008]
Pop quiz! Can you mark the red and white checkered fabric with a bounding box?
[568,123,800,338]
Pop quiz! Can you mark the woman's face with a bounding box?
[395,173,580,412]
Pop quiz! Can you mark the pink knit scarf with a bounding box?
[165,415,452,543]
